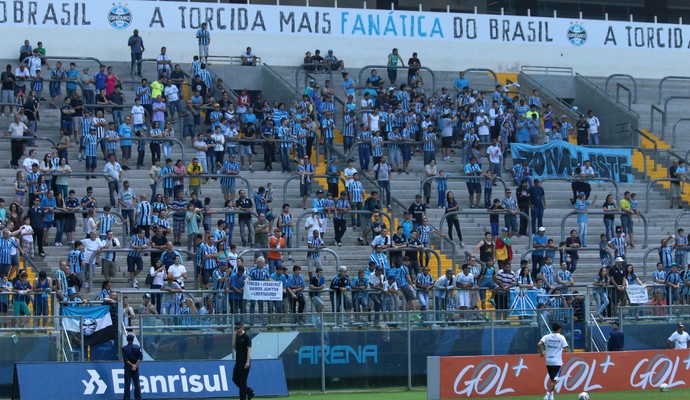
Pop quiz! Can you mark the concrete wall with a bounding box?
[4,0,690,79]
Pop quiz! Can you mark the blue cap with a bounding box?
[387,274,396,279]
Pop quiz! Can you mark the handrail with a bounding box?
[634,128,658,170]
[44,56,103,70]
[520,66,573,75]
[238,247,339,267]
[87,248,197,292]
[47,208,129,244]
[650,104,665,135]
[419,175,508,199]
[658,76,690,104]
[575,73,639,119]
[0,135,57,148]
[346,139,424,161]
[461,68,498,89]
[615,83,632,110]
[98,136,186,163]
[674,211,690,234]
[207,55,262,66]
[281,174,347,206]
[605,74,637,104]
[357,65,436,93]
[20,254,41,276]
[156,172,252,198]
[539,176,620,203]
[293,209,392,248]
[384,247,445,277]
[560,210,648,248]
[645,178,680,213]
[589,313,608,352]
[295,64,333,93]
[665,150,690,170]
[642,246,660,281]
[204,66,240,101]
[662,96,690,138]
[518,73,578,120]
[671,118,690,148]
[441,210,532,251]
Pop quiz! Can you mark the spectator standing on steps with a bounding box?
[196,22,211,64]
[529,179,546,235]
[587,110,600,145]
[670,159,683,209]
[127,29,145,78]
[516,179,531,236]
[607,321,624,351]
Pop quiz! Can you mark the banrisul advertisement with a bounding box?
[3,0,690,51]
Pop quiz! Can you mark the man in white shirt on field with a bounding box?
[538,322,569,400]
[667,322,690,349]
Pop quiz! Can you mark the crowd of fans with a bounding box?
[0,38,687,327]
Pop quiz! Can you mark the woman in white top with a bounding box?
[19,216,34,257]
[85,208,98,235]
[54,157,72,200]
[162,121,176,160]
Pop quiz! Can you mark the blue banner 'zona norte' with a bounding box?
[510,142,633,183]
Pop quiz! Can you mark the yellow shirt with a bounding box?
[187,162,203,186]
[150,81,164,99]
[620,198,631,212]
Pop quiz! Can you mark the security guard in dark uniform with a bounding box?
[233,321,254,400]
[122,333,143,400]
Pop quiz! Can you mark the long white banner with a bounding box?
[2,0,690,51]
[626,285,649,304]
[243,280,283,301]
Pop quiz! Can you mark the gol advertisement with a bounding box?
[428,350,690,399]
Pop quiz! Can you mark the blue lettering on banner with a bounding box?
[14,360,287,399]
[510,141,634,183]
[297,345,378,365]
[340,11,443,38]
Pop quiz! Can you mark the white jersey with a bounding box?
[540,333,568,366]
[668,331,690,349]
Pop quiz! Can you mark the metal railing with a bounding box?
[674,211,690,233]
[293,209,392,248]
[87,247,197,293]
[520,65,574,75]
[605,74,637,104]
[441,210,532,251]
[589,313,608,352]
[642,246,660,281]
[657,76,690,104]
[281,175,347,206]
[47,208,129,244]
[346,139,424,161]
[357,65,437,93]
[462,68,498,88]
[650,104,665,135]
[419,176,508,200]
[237,247,340,268]
[645,178,679,213]
[615,83,633,110]
[671,118,690,148]
[634,128,658,169]
[295,63,333,92]
[662,96,690,138]
[45,56,103,70]
[207,55,262,66]
[0,135,57,148]
[384,246,444,277]
[98,136,186,163]
[156,172,252,199]
[539,176,620,202]
[560,210,648,248]
[518,73,579,121]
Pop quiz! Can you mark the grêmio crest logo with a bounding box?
[108,3,133,30]
[82,366,230,395]
[567,23,587,46]
[298,345,378,365]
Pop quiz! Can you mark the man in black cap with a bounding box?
[607,321,624,351]
[122,333,143,400]
[233,321,254,400]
